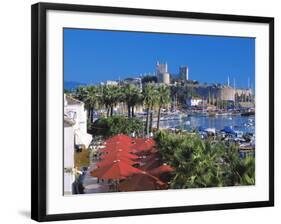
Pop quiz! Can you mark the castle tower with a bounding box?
[180,66,189,81]
[156,62,170,84]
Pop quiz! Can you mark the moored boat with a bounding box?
[241,111,255,116]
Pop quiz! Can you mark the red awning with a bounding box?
[100,152,139,160]
[140,152,161,163]
[104,134,132,144]
[131,138,155,152]
[148,165,174,176]
[91,160,142,180]
[96,158,138,168]
[103,141,133,147]
[100,147,134,153]
[140,157,162,171]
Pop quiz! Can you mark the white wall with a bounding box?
[64,97,92,146]
[64,126,75,169]
[64,101,88,134]
[64,126,75,194]
[0,0,280,223]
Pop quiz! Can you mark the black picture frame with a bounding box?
[31,2,274,222]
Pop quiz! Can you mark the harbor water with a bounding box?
[158,114,255,134]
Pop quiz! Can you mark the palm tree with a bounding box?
[223,144,255,186]
[100,85,112,117]
[143,83,155,136]
[131,90,143,117]
[110,85,122,116]
[149,93,157,134]
[74,86,92,120]
[101,85,122,117]
[154,131,255,189]
[122,84,142,118]
[170,85,179,110]
[74,86,88,102]
[156,84,170,130]
[84,85,100,122]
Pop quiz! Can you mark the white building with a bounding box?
[64,116,75,195]
[63,95,93,194]
[105,80,118,86]
[64,95,92,147]
[186,97,202,107]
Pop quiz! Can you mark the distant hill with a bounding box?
[64,81,85,91]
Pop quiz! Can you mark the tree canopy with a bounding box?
[154,130,255,188]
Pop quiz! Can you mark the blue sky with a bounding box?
[64,28,255,88]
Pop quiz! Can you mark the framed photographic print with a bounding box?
[31,2,274,222]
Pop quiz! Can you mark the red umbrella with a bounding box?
[140,156,162,171]
[148,165,174,176]
[105,137,133,143]
[103,141,133,147]
[100,152,139,160]
[131,138,144,144]
[131,138,155,152]
[100,147,134,153]
[105,134,132,144]
[118,172,167,191]
[140,152,161,163]
[96,158,138,168]
[91,160,142,180]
